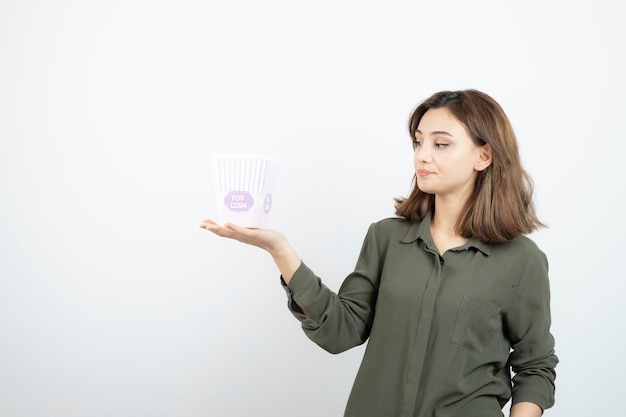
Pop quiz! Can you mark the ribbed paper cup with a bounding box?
[211,153,280,228]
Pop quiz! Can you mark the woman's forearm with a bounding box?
[268,242,301,284]
[200,219,302,282]
[510,402,542,417]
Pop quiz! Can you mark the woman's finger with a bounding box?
[199,220,249,241]
[199,219,218,229]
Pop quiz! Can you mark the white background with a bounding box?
[1,0,624,416]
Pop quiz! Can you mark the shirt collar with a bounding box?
[400,210,491,256]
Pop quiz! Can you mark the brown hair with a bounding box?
[395,89,545,243]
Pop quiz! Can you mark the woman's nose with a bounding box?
[414,146,432,163]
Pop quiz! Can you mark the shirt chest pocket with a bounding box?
[451,295,503,355]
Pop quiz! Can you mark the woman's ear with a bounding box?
[474,144,493,172]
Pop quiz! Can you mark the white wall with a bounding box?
[1,1,623,416]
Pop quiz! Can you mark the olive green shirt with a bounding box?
[282,214,558,417]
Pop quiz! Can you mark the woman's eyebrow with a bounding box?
[415,129,455,138]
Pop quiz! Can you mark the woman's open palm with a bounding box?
[199,219,286,253]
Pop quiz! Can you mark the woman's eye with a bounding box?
[435,143,449,148]
[412,140,422,147]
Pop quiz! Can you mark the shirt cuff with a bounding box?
[280,262,317,319]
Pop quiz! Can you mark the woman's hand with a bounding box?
[199,219,285,252]
[199,219,302,283]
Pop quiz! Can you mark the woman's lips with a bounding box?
[417,169,432,177]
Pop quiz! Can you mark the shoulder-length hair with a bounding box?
[395,89,545,243]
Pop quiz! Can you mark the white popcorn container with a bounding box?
[211,153,280,228]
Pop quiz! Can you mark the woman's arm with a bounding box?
[199,219,301,282]
[201,218,380,354]
[510,401,542,417]
[506,250,558,411]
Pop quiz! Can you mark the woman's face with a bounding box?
[413,107,491,201]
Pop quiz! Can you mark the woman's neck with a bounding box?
[432,196,464,235]
[430,195,469,254]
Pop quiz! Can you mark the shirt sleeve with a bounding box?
[280,223,381,354]
[506,249,559,410]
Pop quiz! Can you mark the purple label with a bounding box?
[224,191,254,212]
[263,193,272,213]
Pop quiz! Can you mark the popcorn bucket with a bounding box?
[211,153,280,228]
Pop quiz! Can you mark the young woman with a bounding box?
[200,89,558,417]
